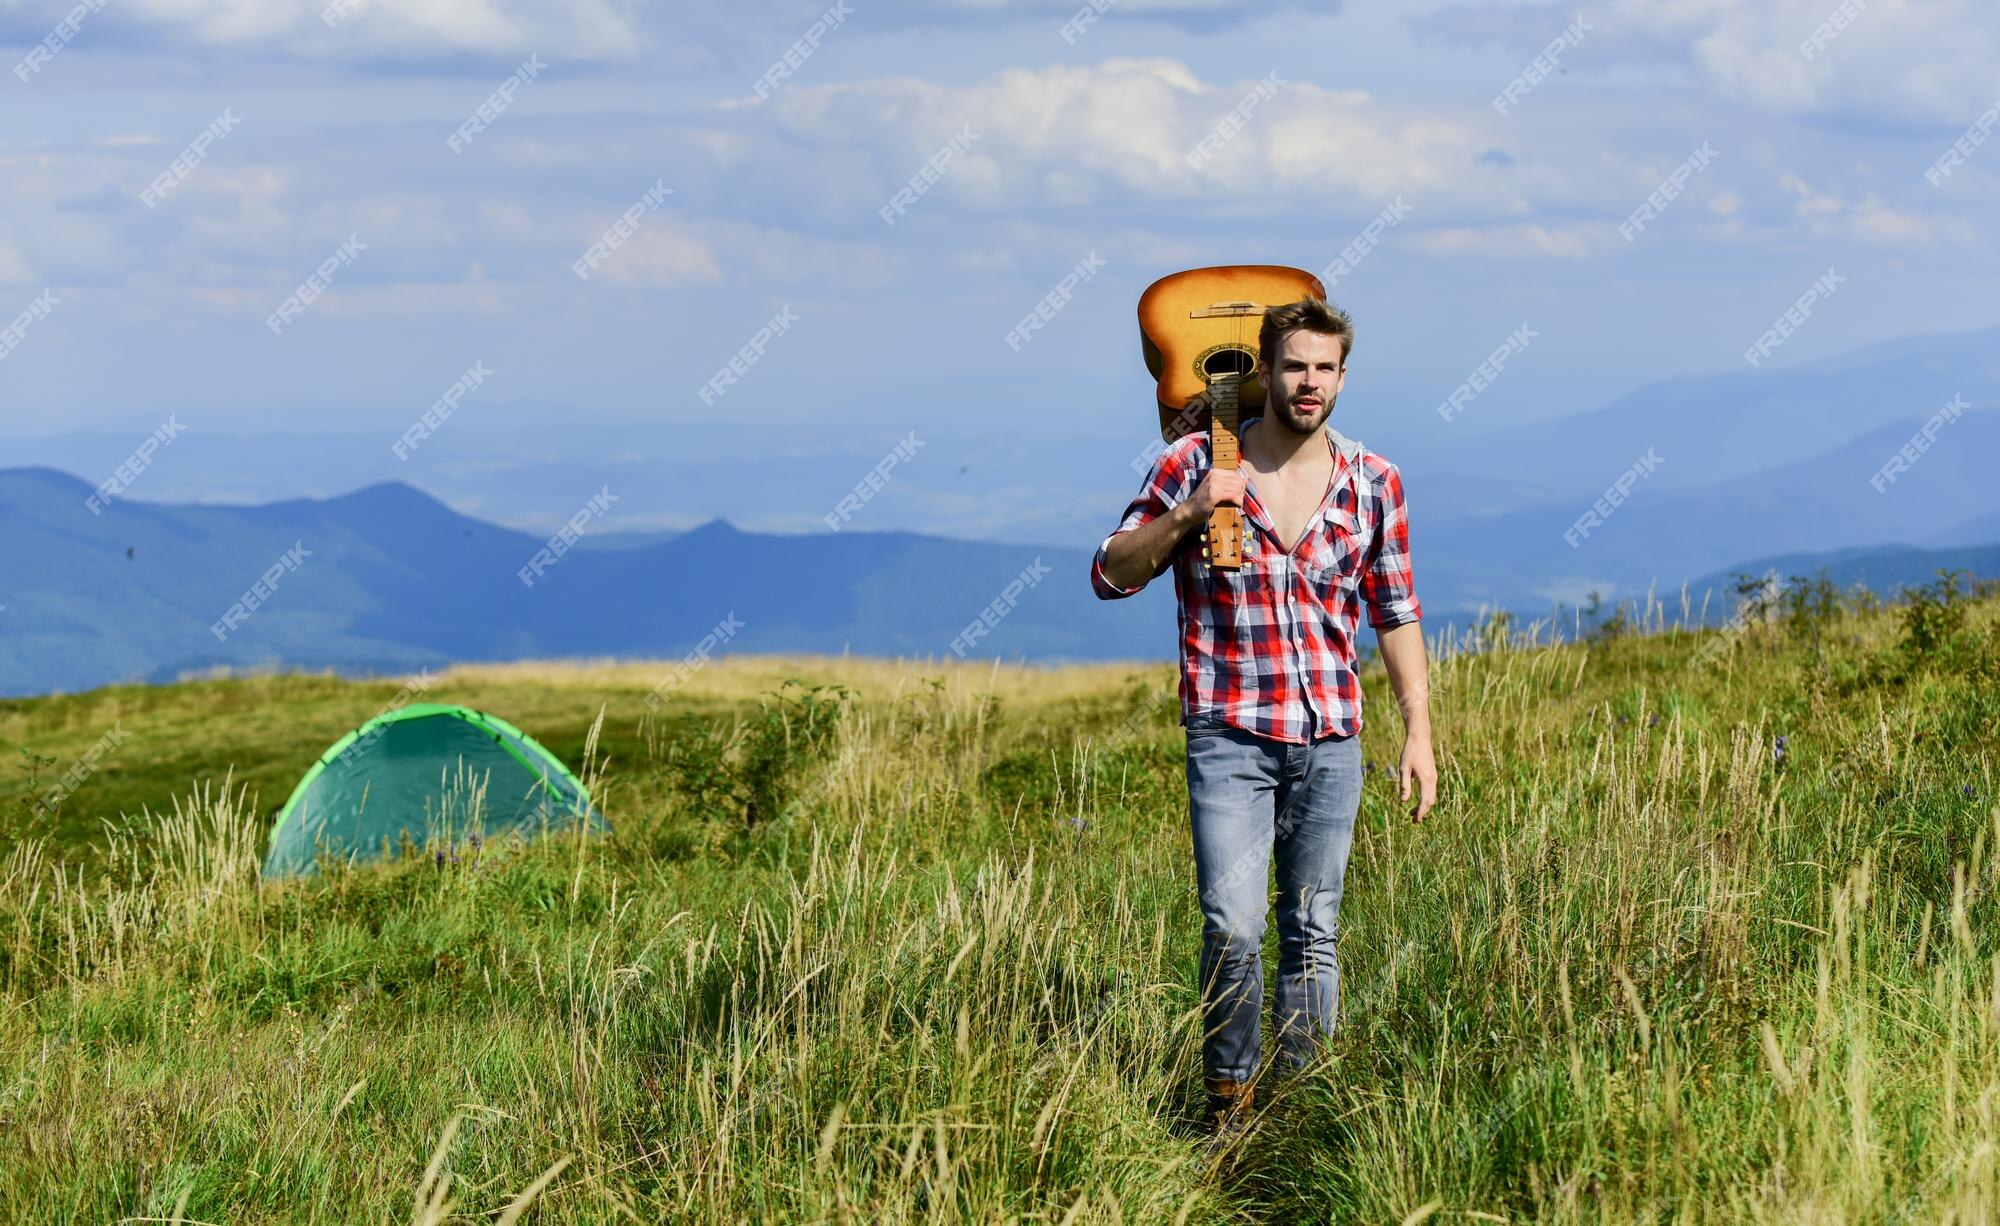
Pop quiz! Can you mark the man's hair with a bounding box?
[1259,296,1354,378]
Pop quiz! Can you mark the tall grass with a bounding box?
[1,583,1997,1221]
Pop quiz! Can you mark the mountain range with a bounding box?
[7,322,2000,695]
[4,461,1995,697]
[0,467,1177,697]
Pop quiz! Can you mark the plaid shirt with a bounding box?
[1090,418,1421,743]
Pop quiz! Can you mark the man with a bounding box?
[1089,296,1436,1150]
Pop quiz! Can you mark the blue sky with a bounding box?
[3,0,1998,542]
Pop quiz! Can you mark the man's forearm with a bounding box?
[1376,619,1431,737]
[1102,500,1201,591]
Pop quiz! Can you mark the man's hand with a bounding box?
[1376,619,1435,824]
[1399,733,1436,823]
[1099,448,1250,592]
[1189,465,1247,518]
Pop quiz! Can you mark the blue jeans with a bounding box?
[1184,712,1363,1083]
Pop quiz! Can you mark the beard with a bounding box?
[1266,389,1335,435]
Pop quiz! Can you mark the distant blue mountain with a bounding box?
[5,463,1997,697]
[1685,542,2000,619]
[1410,323,2000,516]
[16,324,2000,596]
[1415,406,2000,613]
[0,468,1177,696]
[1938,509,2000,548]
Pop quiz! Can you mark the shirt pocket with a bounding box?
[1303,505,1365,606]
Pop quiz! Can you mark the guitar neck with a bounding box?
[1196,373,1246,570]
[1208,374,1241,470]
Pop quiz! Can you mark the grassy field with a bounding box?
[3,576,1998,1223]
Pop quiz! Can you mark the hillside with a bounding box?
[0,467,1177,696]
[12,457,2000,699]
[1685,542,2000,614]
[2,584,1997,1220]
[16,323,2000,581]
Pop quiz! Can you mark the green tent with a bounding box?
[263,703,609,877]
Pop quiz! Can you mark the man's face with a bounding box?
[1263,328,1345,436]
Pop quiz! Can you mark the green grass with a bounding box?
[2,587,1998,1222]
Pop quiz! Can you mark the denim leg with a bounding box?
[1184,723,1283,1083]
[1271,731,1363,1074]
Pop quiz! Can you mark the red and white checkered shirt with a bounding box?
[1090,418,1421,743]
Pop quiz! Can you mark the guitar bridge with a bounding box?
[1189,301,1263,318]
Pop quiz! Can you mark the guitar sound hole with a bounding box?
[1201,348,1255,378]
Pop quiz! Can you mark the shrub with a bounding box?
[738,679,852,831]
[1898,567,1972,661]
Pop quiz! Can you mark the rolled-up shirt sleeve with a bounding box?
[1090,438,1196,600]
[1360,459,1422,628]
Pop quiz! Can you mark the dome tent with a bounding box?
[263,703,608,877]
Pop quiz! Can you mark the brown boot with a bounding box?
[1202,1077,1256,1157]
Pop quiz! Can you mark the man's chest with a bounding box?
[1182,463,1373,599]
[1246,461,1336,555]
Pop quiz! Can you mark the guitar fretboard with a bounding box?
[1209,374,1240,470]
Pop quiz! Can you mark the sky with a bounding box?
[2,0,1998,539]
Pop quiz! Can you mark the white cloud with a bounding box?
[187,278,509,318]
[948,247,1016,272]
[1414,0,2000,124]
[106,0,640,59]
[1414,221,1620,260]
[0,245,33,284]
[588,216,725,288]
[312,280,512,316]
[685,129,752,163]
[757,58,1511,216]
[1777,172,1970,246]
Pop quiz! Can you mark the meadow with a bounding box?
[2,573,1997,1223]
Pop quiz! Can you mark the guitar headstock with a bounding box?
[1201,509,1244,570]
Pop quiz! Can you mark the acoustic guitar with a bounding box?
[1137,265,1327,569]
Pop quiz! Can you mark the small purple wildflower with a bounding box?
[1773,735,1789,764]
[1649,714,1660,728]
[433,848,446,867]
[1966,785,1977,799]
[1067,815,1090,833]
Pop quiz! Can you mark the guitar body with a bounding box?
[1137,264,1326,569]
